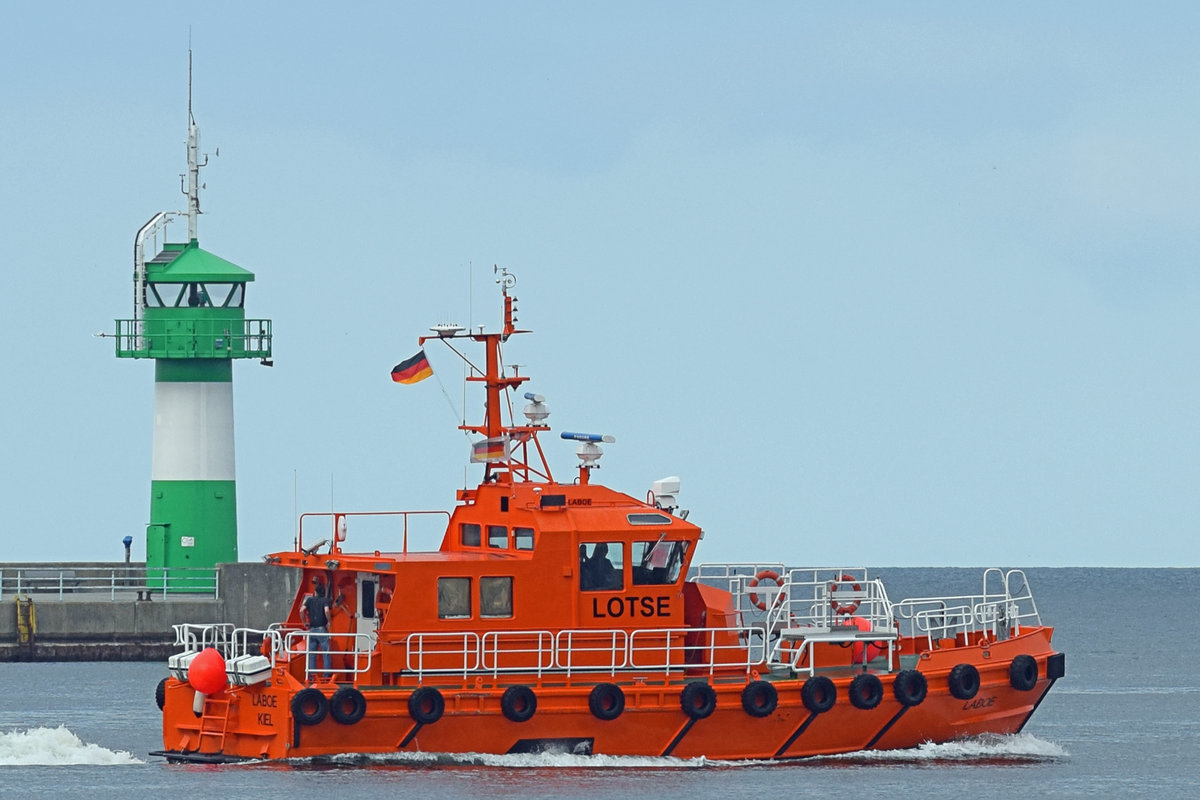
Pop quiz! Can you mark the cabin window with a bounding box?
[480,576,513,618]
[627,513,672,525]
[437,577,471,618]
[487,525,508,549]
[632,540,690,585]
[579,542,624,591]
[460,523,481,547]
[514,527,535,551]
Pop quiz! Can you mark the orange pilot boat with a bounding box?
[153,271,1065,763]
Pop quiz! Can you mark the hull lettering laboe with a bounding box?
[153,271,1064,763]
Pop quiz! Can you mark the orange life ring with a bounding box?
[748,570,785,611]
[828,574,862,615]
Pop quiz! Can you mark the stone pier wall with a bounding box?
[0,562,302,661]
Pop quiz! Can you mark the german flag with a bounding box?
[471,436,508,463]
[391,350,433,384]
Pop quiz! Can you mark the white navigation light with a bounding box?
[523,392,550,425]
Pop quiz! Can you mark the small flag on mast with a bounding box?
[391,350,433,384]
[471,436,509,463]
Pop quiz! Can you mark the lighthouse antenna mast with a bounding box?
[183,49,209,242]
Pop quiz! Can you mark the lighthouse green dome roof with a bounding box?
[144,240,255,283]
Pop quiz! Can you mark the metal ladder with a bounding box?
[197,696,232,754]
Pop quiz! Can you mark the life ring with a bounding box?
[589,683,625,721]
[155,677,168,712]
[948,663,981,700]
[292,687,328,726]
[800,675,836,713]
[680,681,717,720]
[501,685,538,723]
[828,574,862,615]
[748,570,785,611]
[892,669,927,707]
[408,687,445,725]
[1009,655,1038,691]
[741,680,778,717]
[848,673,883,710]
[329,686,367,725]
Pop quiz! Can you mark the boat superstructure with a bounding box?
[153,273,1064,763]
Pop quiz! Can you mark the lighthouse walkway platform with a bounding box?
[0,561,299,662]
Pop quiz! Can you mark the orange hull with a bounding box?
[157,629,1062,762]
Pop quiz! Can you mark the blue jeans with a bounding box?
[308,627,331,676]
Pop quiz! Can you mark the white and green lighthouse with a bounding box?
[114,88,271,589]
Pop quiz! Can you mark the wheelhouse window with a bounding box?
[514,527,535,551]
[632,539,690,585]
[460,523,481,547]
[438,577,471,618]
[480,576,513,618]
[579,542,624,591]
[487,525,508,549]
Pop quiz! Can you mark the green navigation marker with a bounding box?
[113,56,272,590]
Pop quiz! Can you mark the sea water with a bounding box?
[1,568,1196,797]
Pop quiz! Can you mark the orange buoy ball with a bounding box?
[188,647,228,695]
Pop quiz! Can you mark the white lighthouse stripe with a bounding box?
[151,381,237,481]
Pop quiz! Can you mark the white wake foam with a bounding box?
[818,732,1067,763]
[285,733,1064,769]
[0,726,143,766]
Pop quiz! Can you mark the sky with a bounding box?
[1,2,1197,567]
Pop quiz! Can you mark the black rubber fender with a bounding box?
[408,686,445,725]
[155,677,168,712]
[500,685,538,723]
[740,680,778,717]
[1009,655,1039,691]
[680,681,717,720]
[329,686,367,724]
[588,682,625,721]
[948,663,981,700]
[892,669,928,707]
[848,673,884,710]
[292,687,328,726]
[801,675,836,713]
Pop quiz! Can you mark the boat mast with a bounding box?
[420,268,554,483]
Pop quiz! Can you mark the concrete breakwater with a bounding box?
[0,561,301,662]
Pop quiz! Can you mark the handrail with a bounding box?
[891,569,1042,647]
[400,626,760,681]
[133,211,176,347]
[285,630,375,682]
[1,565,220,600]
[296,509,452,555]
